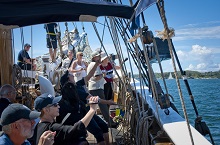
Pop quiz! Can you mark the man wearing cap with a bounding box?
[0,103,56,145]
[0,103,40,144]
[33,93,99,145]
[17,43,36,70]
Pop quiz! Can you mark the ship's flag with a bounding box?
[135,0,157,17]
[130,0,157,36]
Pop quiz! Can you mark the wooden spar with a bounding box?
[0,28,13,86]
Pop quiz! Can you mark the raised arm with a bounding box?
[80,96,99,127]
[84,57,101,83]
[84,62,100,83]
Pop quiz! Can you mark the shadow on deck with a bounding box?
[87,127,123,145]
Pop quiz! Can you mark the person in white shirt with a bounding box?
[87,49,118,128]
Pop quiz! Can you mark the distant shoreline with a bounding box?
[133,70,220,79]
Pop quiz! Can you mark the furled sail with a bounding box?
[0,0,134,27]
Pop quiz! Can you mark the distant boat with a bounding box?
[168,72,174,79]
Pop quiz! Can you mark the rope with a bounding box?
[18,27,32,107]
[57,22,63,58]
[12,30,15,63]
[31,26,33,85]
[107,18,130,93]
[92,21,129,143]
[152,37,172,101]
[156,0,194,144]
[100,18,106,48]
[139,28,162,128]
[91,22,125,89]
[113,18,149,86]
[19,28,28,78]
[134,41,145,113]
[72,22,77,29]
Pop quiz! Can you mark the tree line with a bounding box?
[133,70,220,79]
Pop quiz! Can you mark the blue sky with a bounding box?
[12,0,220,73]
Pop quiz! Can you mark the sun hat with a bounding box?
[91,51,101,58]
[101,53,108,62]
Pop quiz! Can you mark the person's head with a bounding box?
[67,50,73,59]
[61,82,79,104]
[91,49,102,62]
[0,84,17,102]
[24,43,31,51]
[76,52,83,60]
[34,93,61,119]
[1,103,40,139]
[60,70,75,87]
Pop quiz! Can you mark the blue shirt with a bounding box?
[0,134,31,145]
[17,50,30,62]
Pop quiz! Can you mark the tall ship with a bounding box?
[0,0,216,145]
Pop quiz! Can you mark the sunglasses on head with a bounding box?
[47,103,59,107]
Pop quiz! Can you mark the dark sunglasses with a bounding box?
[47,103,59,107]
[80,54,83,56]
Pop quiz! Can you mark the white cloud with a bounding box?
[186,63,220,72]
[173,25,220,41]
[187,64,194,70]
[189,45,213,63]
[159,43,220,72]
[183,45,220,72]
[176,50,188,60]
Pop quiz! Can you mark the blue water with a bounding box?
[158,79,220,145]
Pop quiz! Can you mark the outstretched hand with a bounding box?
[38,130,56,145]
[88,96,99,111]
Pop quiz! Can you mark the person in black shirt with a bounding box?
[58,56,117,144]
[33,93,99,145]
[44,23,58,62]
[17,43,36,70]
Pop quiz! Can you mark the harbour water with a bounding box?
[158,78,220,144]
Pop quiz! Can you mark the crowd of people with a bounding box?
[1,42,121,144]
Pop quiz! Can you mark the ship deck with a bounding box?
[87,127,122,145]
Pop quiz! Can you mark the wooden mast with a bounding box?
[0,28,13,86]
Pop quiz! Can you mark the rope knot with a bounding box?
[155,27,175,40]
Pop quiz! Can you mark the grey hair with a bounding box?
[0,84,15,96]
[2,124,12,134]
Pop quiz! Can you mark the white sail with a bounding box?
[168,72,174,79]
